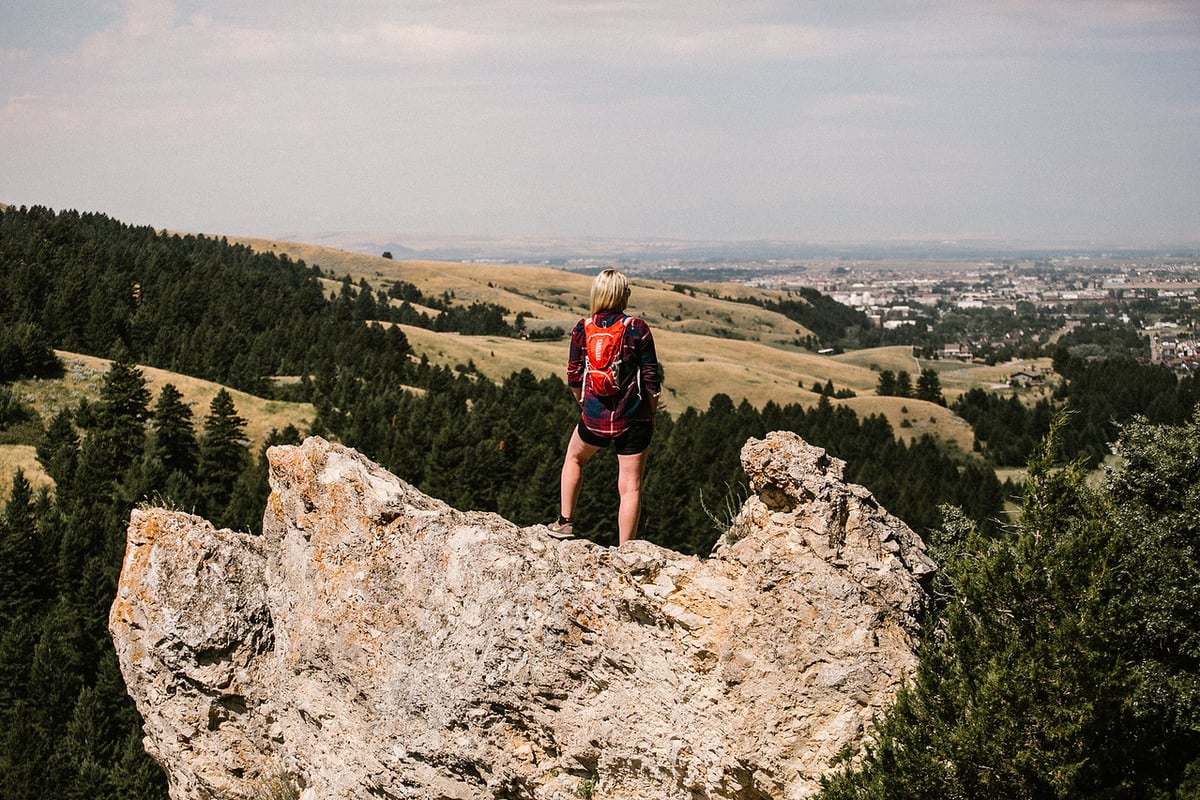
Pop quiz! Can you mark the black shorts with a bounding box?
[577,420,653,456]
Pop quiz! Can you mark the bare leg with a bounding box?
[616,449,649,546]
[560,427,600,521]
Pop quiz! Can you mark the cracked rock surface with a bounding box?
[110,432,934,800]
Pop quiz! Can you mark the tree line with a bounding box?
[875,368,946,405]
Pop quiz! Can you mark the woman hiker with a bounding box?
[548,269,662,546]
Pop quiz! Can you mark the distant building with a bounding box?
[938,343,973,361]
[833,291,873,308]
[1151,333,1178,364]
[1009,370,1044,388]
[1152,332,1200,367]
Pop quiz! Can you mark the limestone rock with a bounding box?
[110,432,935,800]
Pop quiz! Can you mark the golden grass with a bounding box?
[0,445,52,500]
[393,323,868,406]
[832,347,1053,384]
[233,237,814,343]
[931,358,1053,386]
[394,327,560,382]
[394,320,1014,450]
[832,345,922,374]
[841,395,977,452]
[833,348,1058,404]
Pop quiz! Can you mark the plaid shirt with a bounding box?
[567,312,661,438]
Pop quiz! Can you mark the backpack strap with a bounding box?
[612,315,639,399]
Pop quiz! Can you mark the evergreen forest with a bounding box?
[1,205,1197,797]
[817,413,1200,799]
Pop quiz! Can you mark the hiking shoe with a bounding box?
[547,519,574,539]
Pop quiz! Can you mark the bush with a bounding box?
[0,386,43,445]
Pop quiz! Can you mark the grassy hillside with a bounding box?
[1,351,314,499]
[236,239,877,400]
[228,237,1060,455]
[390,322,992,452]
[235,237,812,344]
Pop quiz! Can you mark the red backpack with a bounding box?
[583,315,630,397]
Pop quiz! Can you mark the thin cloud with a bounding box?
[1014,0,1199,30]
[808,92,916,119]
[119,0,176,38]
[338,23,498,63]
[1,92,40,117]
[627,23,864,61]
[0,47,32,65]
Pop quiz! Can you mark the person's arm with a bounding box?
[635,320,662,422]
[566,319,586,400]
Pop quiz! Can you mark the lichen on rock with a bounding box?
[110,432,935,800]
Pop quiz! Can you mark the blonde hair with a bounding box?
[590,269,631,315]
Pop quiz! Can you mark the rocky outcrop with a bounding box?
[110,432,935,800]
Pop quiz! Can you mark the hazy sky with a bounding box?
[3,1,1199,246]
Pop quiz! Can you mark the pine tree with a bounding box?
[876,370,897,396]
[95,356,151,464]
[73,356,150,508]
[197,389,249,524]
[59,359,151,593]
[36,409,79,495]
[915,368,945,406]
[1101,411,1200,787]
[0,471,45,625]
[147,384,197,478]
[0,699,52,800]
[0,321,61,381]
[50,685,113,799]
[23,597,86,751]
[105,728,169,799]
[143,383,199,511]
[352,277,378,321]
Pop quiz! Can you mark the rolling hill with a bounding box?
[233,236,1053,454]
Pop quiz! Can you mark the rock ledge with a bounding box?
[110,432,934,800]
